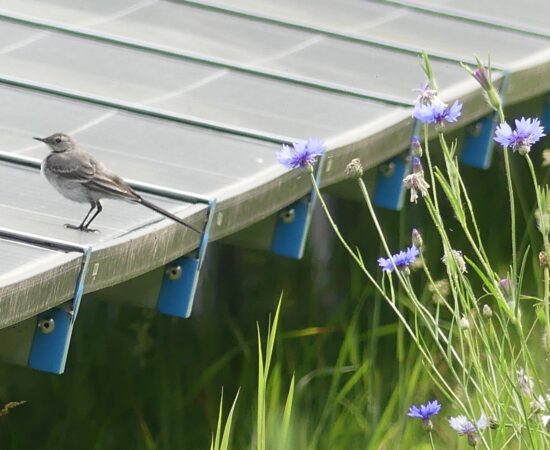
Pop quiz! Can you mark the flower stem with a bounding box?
[429,431,436,450]
[503,149,518,298]
[525,154,550,339]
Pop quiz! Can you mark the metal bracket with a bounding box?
[0,229,92,374]
[271,157,325,259]
[156,199,216,318]
[373,155,409,211]
[271,196,311,259]
[28,306,73,373]
[460,113,499,169]
[541,96,550,135]
[28,246,90,373]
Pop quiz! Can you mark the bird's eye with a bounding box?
[55,138,62,143]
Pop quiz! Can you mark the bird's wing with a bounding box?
[85,170,141,202]
[75,152,141,202]
[47,151,141,202]
[45,152,96,182]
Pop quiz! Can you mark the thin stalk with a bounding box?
[503,149,518,293]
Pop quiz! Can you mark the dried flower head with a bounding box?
[458,315,470,330]
[411,135,423,157]
[413,81,441,106]
[345,158,363,178]
[442,249,467,274]
[482,304,493,319]
[517,368,534,396]
[488,415,499,430]
[403,157,430,203]
[411,228,423,249]
[531,394,550,414]
[429,279,450,304]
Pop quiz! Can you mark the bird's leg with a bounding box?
[82,201,103,231]
[66,202,97,232]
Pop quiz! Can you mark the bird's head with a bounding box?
[33,133,77,153]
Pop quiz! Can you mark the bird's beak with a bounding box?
[33,137,46,143]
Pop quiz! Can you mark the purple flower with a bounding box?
[449,416,476,435]
[413,100,462,126]
[472,67,492,91]
[408,400,441,431]
[277,138,325,170]
[499,278,510,290]
[378,245,419,273]
[494,117,545,155]
[449,414,488,447]
[408,400,441,420]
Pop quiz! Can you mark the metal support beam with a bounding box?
[460,113,498,169]
[373,154,409,210]
[28,306,73,373]
[271,158,325,259]
[0,244,91,374]
[157,199,216,318]
[28,246,90,373]
[271,196,311,259]
[540,95,550,137]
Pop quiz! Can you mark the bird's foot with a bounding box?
[64,223,99,233]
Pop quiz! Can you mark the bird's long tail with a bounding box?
[138,198,202,234]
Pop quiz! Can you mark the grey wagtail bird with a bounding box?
[35,132,201,233]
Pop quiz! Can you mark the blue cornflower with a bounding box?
[413,99,462,126]
[494,117,545,155]
[408,400,441,431]
[277,138,325,170]
[408,400,441,420]
[378,245,419,273]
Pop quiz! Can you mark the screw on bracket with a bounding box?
[379,161,395,177]
[166,265,182,281]
[279,208,296,224]
[37,317,55,334]
[468,121,484,137]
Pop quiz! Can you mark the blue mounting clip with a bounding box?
[373,155,409,211]
[271,157,325,259]
[28,247,91,374]
[157,199,216,318]
[271,196,311,259]
[541,98,550,134]
[460,113,499,169]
